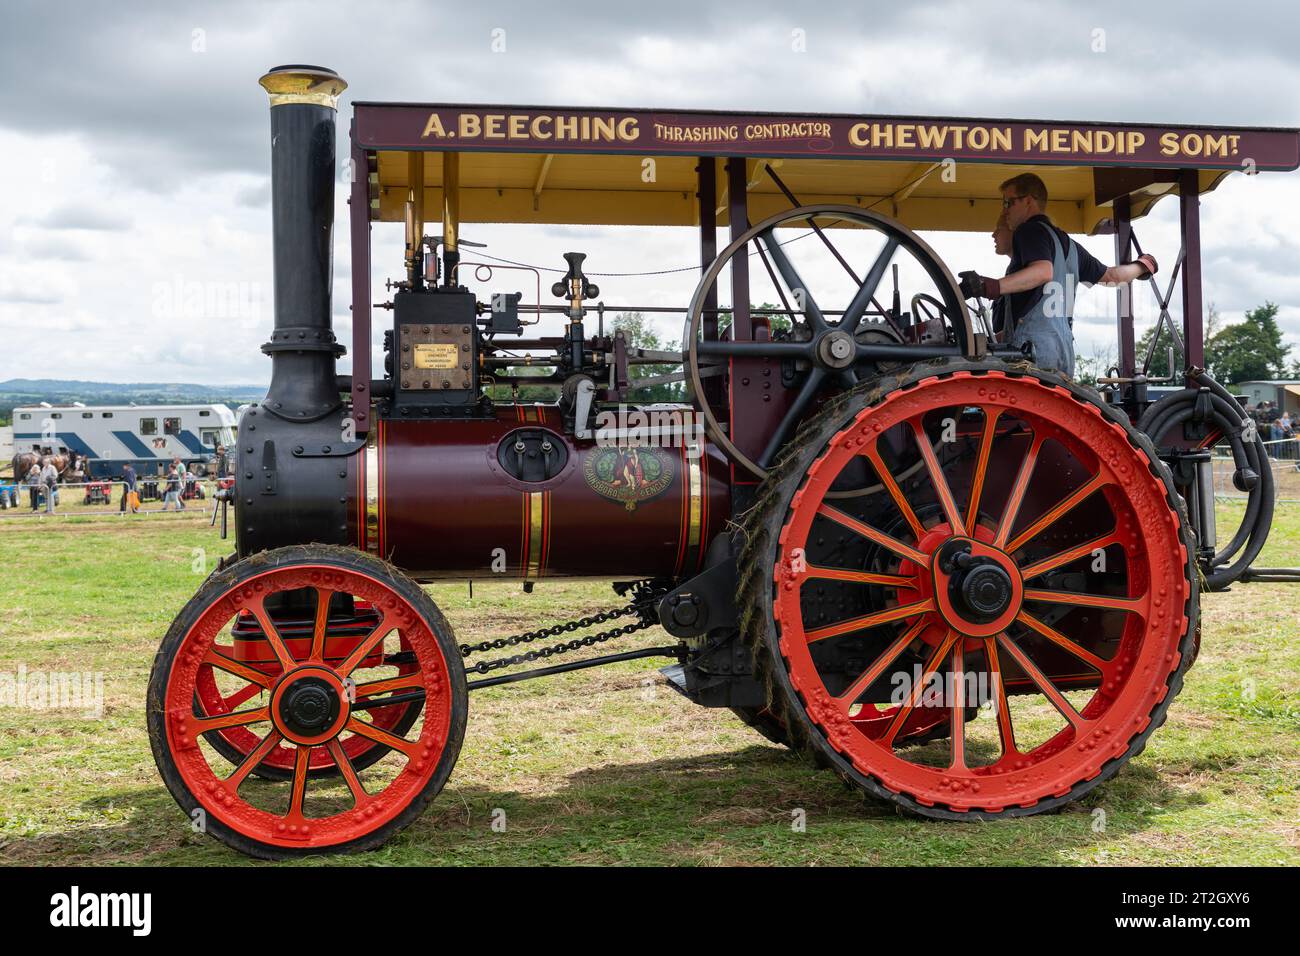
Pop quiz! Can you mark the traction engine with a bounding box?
[150,64,1287,858]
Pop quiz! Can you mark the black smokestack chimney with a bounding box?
[257,65,348,421]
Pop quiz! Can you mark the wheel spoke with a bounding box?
[995,434,1043,548]
[949,641,967,771]
[754,235,802,330]
[336,613,393,677]
[696,339,815,360]
[816,504,928,565]
[345,716,422,760]
[806,598,934,644]
[881,630,959,748]
[326,738,371,808]
[226,728,283,789]
[309,586,333,662]
[223,682,264,710]
[288,745,311,818]
[982,637,1018,757]
[965,409,1002,531]
[805,566,911,588]
[1016,611,1110,673]
[758,228,828,332]
[1022,589,1143,613]
[1018,530,1121,579]
[996,632,1088,731]
[352,691,425,713]
[248,597,297,673]
[203,648,273,689]
[911,418,964,535]
[1005,474,1107,554]
[758,368,827,469]
[860,445,926,542]
[840,236,900,334]
[192,705,270,735]
[834,618,928,710]
[353,670,425,698]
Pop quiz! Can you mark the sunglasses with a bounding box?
[1002,195,1027,209]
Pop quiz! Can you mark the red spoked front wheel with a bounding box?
[742,358,1197,817]
[147,545,466,858]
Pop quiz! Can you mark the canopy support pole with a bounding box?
[698,158,718,339]
[442,151,460,288]
[726,157,750,339]
[1113,194,1137,381]
[697,157,725,414]
[1179,168,1205,376]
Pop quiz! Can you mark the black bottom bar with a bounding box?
[1238,567,1300,582]
[467,646,681,690]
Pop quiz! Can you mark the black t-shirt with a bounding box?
[1004,214,1107,323]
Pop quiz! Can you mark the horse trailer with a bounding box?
[12,403,237,478]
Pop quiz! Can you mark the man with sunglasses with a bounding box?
[961,173,1157,377]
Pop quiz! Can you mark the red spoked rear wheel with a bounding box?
[742,358,1196,817]
[147,545,466,858]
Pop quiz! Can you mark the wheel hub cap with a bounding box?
[930,536,1024,638]
[816,329,856,369]
[269,666,351,745]
[280,678,338,735]
[956,563,1014,622]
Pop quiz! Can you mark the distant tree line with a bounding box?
[1133,301,1293,385]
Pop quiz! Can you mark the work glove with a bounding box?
[959,270,1001,300]
[1133,253,1158,278]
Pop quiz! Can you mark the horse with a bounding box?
[11,451,75,481]
[11,451,40,481]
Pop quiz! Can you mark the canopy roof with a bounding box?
[354,103,1300,234]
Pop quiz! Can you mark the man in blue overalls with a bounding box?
[961,173,1158,378]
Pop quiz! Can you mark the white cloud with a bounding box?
[0,0,1297,384]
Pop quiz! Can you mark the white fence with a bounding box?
[0,478,225,518]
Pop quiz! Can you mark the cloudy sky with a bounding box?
[1,0,1298,386]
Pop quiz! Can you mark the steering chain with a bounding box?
[456,579,671,675]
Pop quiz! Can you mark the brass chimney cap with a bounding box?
[258,65,347,109]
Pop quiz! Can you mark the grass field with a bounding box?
[0,500,1296,866]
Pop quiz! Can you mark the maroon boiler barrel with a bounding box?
[349,405,730,580]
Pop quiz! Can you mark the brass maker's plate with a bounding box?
[413,343,458,369]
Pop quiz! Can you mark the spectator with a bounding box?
[1279,413,1295,463]
[214,444,229,478]
[181,465,198,500]
[161,464,185,511]
[39,459,58,514]
[25,463,43,511]
[120,463,139,513]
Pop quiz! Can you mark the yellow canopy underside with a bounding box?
[373,152,1228,234]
